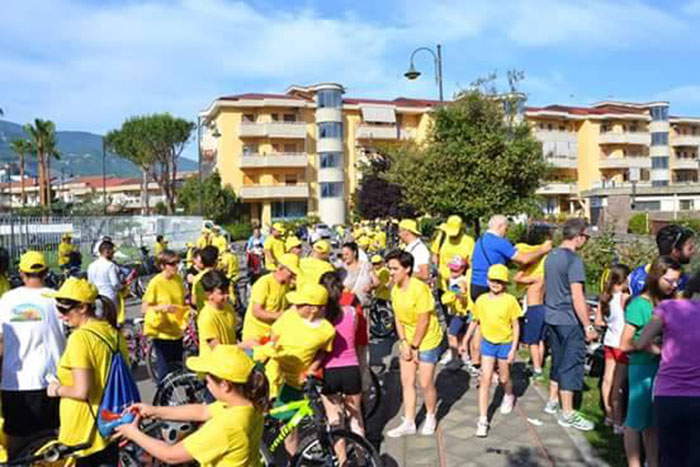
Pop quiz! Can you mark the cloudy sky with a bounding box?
[3,0,700,160]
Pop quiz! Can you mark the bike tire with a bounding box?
[292,428,382,467]
[152,369,211,407]
[363,369,382,420]
[369,302,395,339]
[145,341,159,383]
[12,430,59,467]
[121,321,141,371]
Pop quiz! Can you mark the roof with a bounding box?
[218,93,308,102]
[526,104,647,116]
[343,97,443,108]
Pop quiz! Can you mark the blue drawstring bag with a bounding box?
[83,329,141,438]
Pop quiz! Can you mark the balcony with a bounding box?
[673,158,700,170]
[239,122,307,139]
[240,153,308,169]
[537,182,577,195]
[545,156,578,169]
[598,132,650,146]
[533,130,577,144]
[671,135,700,147]
[598,156,651,169]
[355,125,398,140]
[239,183,309,200]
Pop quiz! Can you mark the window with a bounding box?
[271,114,279,122]
[651,132,669,146]
[635,200,661,211]
[317,89,342,109]
[284,175,297,186]
[272,201,308,220]
[283,144,297,153]
[652,180,669,187]
[650,106,669,122]
[242,144,257,156]
[320,181,344,198]
[283,114,297,123]
[318,122,342,139]
[547,123,553,131]
[242,114,256,123]
[680,200,695,211]
[651,157,669,169]
[320,152,342,168]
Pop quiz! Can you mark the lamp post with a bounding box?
[102,137,107,215]
[197,115,203,216]
[404,44,444,101]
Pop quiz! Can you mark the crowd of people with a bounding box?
[0,216,697,466]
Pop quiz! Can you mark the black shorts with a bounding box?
[1,389,59,437]
[323,366,362,396]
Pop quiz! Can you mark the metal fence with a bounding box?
[0,215,204,269]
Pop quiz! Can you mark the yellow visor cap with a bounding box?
[286,283,329,306]
[186,345,254,383]
[19,251,47,273]
[487,264,509,283]
[398,219,420,236]
[44,277,98,304]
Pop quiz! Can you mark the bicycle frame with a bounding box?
[266,398,317,453]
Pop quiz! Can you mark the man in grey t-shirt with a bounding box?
[542,218,598,432]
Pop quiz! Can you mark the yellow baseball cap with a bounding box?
[313,240,330,254]
[62,233,72,240]
[487,264,509,283]
[272,222,286,234]
[444,215,463,237]
[285,235,302,252]
[44,277,99,304]
[370,255,383,264]
[278,253,300,275]
[186,241,194,247]
[357,236,370,247]
[286,283,329,306]
[19,251,47,273]
[186,345,254,383]
[399,219,421,236]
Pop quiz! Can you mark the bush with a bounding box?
[672,217,700,235]
[224,222,252,241]
[580,231,617,295]
[506,222,528,245]
[628,213,649,235]
[617,238,656,270]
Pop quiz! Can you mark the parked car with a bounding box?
[309,223,333,244]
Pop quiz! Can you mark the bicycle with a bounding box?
[367,298,395,339]
[145,311,200,383]
[122,317,148,371]
[262,376,382,467]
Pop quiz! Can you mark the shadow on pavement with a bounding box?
[435,367,470,423]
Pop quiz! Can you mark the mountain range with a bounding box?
[0,120,197,178]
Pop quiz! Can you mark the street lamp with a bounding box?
[102,137,107,215]
[404,44,444,101]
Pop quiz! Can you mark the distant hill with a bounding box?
[0,120,197,178]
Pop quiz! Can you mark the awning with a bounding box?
[360,105,396,123]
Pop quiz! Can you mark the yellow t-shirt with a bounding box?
[241,274,288,341]
[198,302,237,355]
[375,267,391,301]
[186,248,195,269]
[219,252,240,281]
[436,234,475,291]
[270,308,335,389]
[263,237,285,270]
[375,231,387,250]
[154,241,167,256]
[212,235,228,255]
[57,320,129,457]
[391,277,443,351]
[0,275,10,298]
[514,243,547,292]
[58,241,75,266]
[473,293,523,344]
[298,257,334,290]
[182,402,264,467]
[143,272,188,339]
[192,268,213,313]
[197,234,211,249]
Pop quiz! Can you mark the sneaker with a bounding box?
[500,394,515,415]
[476,418,489,437]
[439,351,453,366]
[387,417,416,438]
[558,411,595,432]
[468,365,481,378]
[543,399,559,415]
[420,414,437,436]
[603,416,613,427]
[613,424,625,435]
[531,370,544,383]
[462,354,472,366]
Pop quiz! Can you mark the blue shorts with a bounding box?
[418,343,446,364]
[521,305,546,344]
[448,314,468,337]
[481,339,512,360]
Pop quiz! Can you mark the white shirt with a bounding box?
[358,248,369,263]
[0,287,66,390]
[87,256,121,304]
[405,238,430,268]
[603,292,626,348]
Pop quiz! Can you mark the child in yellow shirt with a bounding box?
[198,270,237,356]
[192,246,219,313]
[461,264,522,438]
[369,255,391,302]
[440,255,471,367]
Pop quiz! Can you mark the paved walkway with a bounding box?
[368,341,607,467]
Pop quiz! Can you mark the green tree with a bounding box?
[23,119,60,211]
[178,171,241,224]
[385,87,546,231]
[9,138,32,206]
[106,114,194,214]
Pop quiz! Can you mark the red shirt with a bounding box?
[340,291,368,346]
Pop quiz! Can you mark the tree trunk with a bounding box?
[142,169,149,215]
[46,156,51,211]
[19,152,25,206]
[36,146,44,208]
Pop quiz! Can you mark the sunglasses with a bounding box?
[164,262,179,267]
[56,302,76,315]
[662,276,680,288]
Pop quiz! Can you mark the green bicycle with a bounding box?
[261,376,382,467]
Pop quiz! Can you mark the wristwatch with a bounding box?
[410,344,419,351]
[586,324,595,332]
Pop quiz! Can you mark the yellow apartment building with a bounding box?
[198,83,438,226]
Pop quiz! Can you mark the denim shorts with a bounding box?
[481,339,512,360]
[547,324,585,392]
[521,305,546,344]
[418,343,446,364]
[448,314,468,336]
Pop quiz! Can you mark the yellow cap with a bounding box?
[399,219,421,236]
[444,215,463,237]
[278,253,300,275]
[285,235,302,252]
[313,240,331,254]
[186,242,194,247]
[357,236,370,247]
[44,277,99,304]
[487,264,509,283]
[62,233,72,240]
[370,255,383,264]
[19,251,47,273]
[272,222,286,234]
[286,283,329,306]
[186,345,254,383]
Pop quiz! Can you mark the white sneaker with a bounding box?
[439,351,453,366]
[387,417,416,438]
[421,414,437,436]
[543,399,559,415]
[500,394,515,415]
[462,354,472,366]
[476,417,489,437]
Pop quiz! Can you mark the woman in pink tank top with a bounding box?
[320,271,365,438]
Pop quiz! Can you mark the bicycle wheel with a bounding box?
[152,369,211,406]
[369,302,395,339]
[13,430,61,467]
[145,340,159,383]
[362,369,382,420]
[121,321,141,371]
[293,428,382,467]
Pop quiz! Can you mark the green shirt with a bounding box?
[625,296,659,366]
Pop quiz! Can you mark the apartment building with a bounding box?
[198,83,437,226]
[527,101,700,224]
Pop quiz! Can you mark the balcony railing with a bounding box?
[673,158,700,170]
[240,153,308,169]
[536,182,577,195]
[598,132,651,145]
[356,125,398,140]
[533,130,577,144]
[239,183,310,200]
[239,121,307,138]
[598,156,651,169]
[545,156,578,169]
[671,135,700,147]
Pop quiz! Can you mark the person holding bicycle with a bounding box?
[45,277,126,466]
[117,345,269,466]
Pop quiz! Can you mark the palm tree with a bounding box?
[23,119,60,210]
[9,139,32,206]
